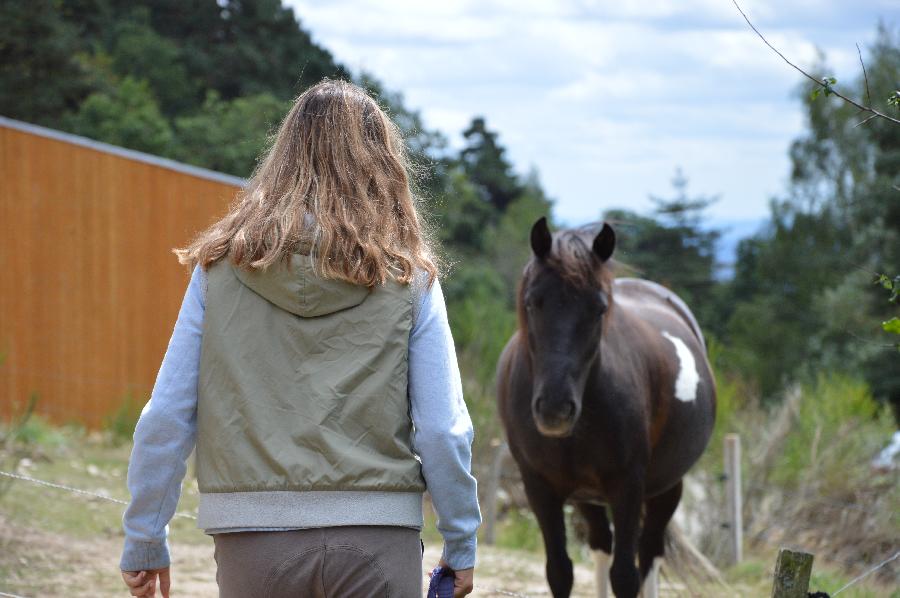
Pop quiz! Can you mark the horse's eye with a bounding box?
[596,291,609,312]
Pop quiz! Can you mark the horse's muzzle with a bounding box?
[533,396,578,438]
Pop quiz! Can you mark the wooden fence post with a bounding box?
[724,433,743,564]
[771,548,814,598]
[483,442,508,545]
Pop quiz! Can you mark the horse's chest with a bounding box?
[512,430,625,498]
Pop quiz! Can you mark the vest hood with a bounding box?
[231,253,370,318]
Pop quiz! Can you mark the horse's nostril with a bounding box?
[534,396,576,421]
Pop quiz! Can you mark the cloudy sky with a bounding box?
[286,0,895,244]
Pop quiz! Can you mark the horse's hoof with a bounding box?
[610,561,641,598]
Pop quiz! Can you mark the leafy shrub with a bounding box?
[494,506,543,553]
[772,373,892,490]
[103,393,143,446]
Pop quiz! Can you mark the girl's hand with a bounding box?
[450,568,475,598]
[438,558,475,597]
[121,567,170,597]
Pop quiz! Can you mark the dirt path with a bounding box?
[0,512,668,597]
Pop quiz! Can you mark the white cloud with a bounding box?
[286,0,893,231]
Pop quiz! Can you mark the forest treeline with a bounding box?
[2,1,898,430]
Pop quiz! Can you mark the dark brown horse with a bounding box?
[496,218,716,598]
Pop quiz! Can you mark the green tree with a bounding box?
[460,117,522,212]
[174,91,286,176]
[430,167,496,258]
[603,168,722,331]
[786,25,899,407]
[721,24,900,405]
[64,76,174,155]
[487,169,555,304]
[110,12,198,116]
[204,0,347,100]
[0,0,93,126]
[724,202,847,398]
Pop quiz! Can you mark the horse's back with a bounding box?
[612,277,706,350]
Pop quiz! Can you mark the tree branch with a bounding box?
[731,0,900,126]
[853,113,878,128]
[856,43,872,107]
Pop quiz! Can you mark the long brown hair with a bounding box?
[174,79,439,288]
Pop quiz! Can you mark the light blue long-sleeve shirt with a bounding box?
[120,264,481,572]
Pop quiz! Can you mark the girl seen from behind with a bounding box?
[119,79,480,598]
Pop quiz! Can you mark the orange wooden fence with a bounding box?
[0,117,243,428]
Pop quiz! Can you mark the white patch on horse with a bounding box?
[591,550,610,598]
[641,558,661,598]
[661,331,699,402]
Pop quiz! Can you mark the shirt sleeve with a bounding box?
[119,264,205,571]
[408,277,482,570]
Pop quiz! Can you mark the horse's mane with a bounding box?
[547,223,616,291]
[516,221,616,333]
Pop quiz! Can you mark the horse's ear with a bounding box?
[530,217,552,259]
[592,222,615,262]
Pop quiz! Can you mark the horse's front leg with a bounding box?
[609,473,644,598]
[576,502,613,598]
[521,470,573,598]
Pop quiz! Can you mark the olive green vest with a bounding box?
[196,253,426,495]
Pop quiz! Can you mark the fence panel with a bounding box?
[0,118,242,427]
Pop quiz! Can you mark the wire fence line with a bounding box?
[832,550,900,596]
[0,469,196,519]
[0,468,537,598]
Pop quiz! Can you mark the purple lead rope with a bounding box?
[426,566,456,598]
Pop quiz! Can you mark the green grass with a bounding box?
[721,552,899,598]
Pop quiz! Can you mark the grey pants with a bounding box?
[212,526,423,598]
